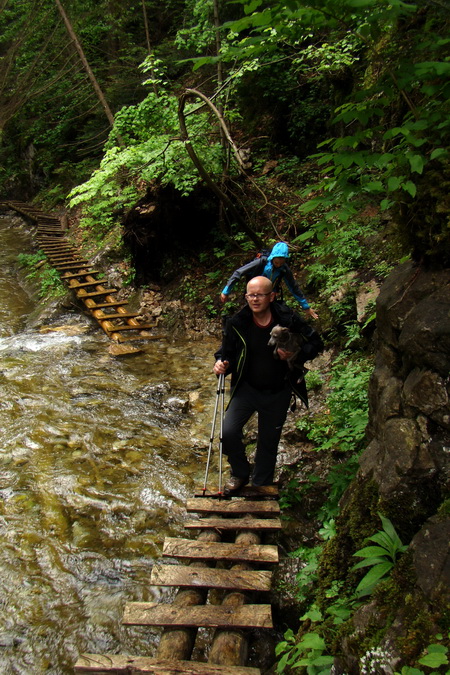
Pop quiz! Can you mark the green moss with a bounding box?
[316,477,380,601]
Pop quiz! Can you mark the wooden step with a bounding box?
[122,602,273,629]
[93,311,139,319]
[186,498,280,516]
[62,270,100,279]
[116,333,159,342]
[40,245,74,251]
[151,564,272,592]
[76,289,118,297]
[84,300,129,309]
[54,261,91,269]
[184,517,282,531]
[196,485,279,498]
[48,254,79,261]
[74,654,261,674]
[69,280,105,288]
[106,323,155,332]
[163,537,278,564]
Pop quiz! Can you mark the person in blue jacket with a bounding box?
[220,241,319,320]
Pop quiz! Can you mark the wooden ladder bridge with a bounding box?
[2,200,156,347]
[74,485,281,674]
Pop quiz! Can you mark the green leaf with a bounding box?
[293,230,315,243]
[380,199,393,210]
[299,198,322,213]
[311,655,335,666]
[402,181,417,198]
[353,545,390,559]
[353,557,388,570]
[298,632,326,650]
[430,148,448,160]
[301,606,323,622]
[364,180,384,192]
[355,561,392,593]
[388,176,403,191]
[418,653,448,667]
[408,154,425,174]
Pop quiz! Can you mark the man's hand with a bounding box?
[220,293,228,303]
[213,359,229,375]
[277,348,293,361]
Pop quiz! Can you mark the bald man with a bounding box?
[214,276,323,495]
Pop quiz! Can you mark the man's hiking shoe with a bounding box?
[223,475,249,496]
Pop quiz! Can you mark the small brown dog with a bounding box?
[268,324,304,369]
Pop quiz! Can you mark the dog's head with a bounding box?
[270,325,290,343]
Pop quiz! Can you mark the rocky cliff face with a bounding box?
[331,261,450,673]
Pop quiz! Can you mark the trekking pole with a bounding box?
[217,372,225,497]
[202,372,223,495]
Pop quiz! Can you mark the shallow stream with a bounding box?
[0,213,220,673]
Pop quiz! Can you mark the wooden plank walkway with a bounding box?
[74,486,281,674]
[1,200,159,352]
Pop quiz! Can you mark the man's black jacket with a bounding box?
[215,301,324,408]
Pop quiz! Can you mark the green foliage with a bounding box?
[68,84,227,233]
[393,633,450,674]
[275,627,334,674]
[18,253,66,298]
[305,370,323,391]
[352,512,408,597]
[289,544,323,605]
[297,353,372,453]
[317,454,360,522]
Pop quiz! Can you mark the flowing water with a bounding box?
[0,213,220,673]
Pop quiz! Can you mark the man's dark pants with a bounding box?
[222,381,292,486]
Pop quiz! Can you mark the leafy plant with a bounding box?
[18,253,66,298]
[275,628,334,674]
[352,513,408,597]
[394,634,450,674]
[288,544,323,606]
[297,353,372,454]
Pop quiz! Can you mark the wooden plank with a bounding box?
[195,485,279,498]
[77,289,118,297]
[84,300,128,308]
[186,498,280,515]
[184,517,282,531]
[150,564,272,592]
[69,280,105,288]
[61,270,100,278]
[116,333,160,342]
[41,246,74,252]
[54,261,91,269]
[74,654,261,674]
[122,602,272,629]
[105,323,155,332]
[94,311,139,319]
[163,537,278,564]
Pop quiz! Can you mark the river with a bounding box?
[0,212,220,673]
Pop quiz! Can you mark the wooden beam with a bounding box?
[122,602,272,629]
[150,565,272,592]
[184,517,282,531]
[163,537,278,564]
[74,654,261,674]
[186,498,280,515]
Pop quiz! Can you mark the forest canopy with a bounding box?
[0,0,449,262]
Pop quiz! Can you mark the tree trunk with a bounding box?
[54,0,123,145]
